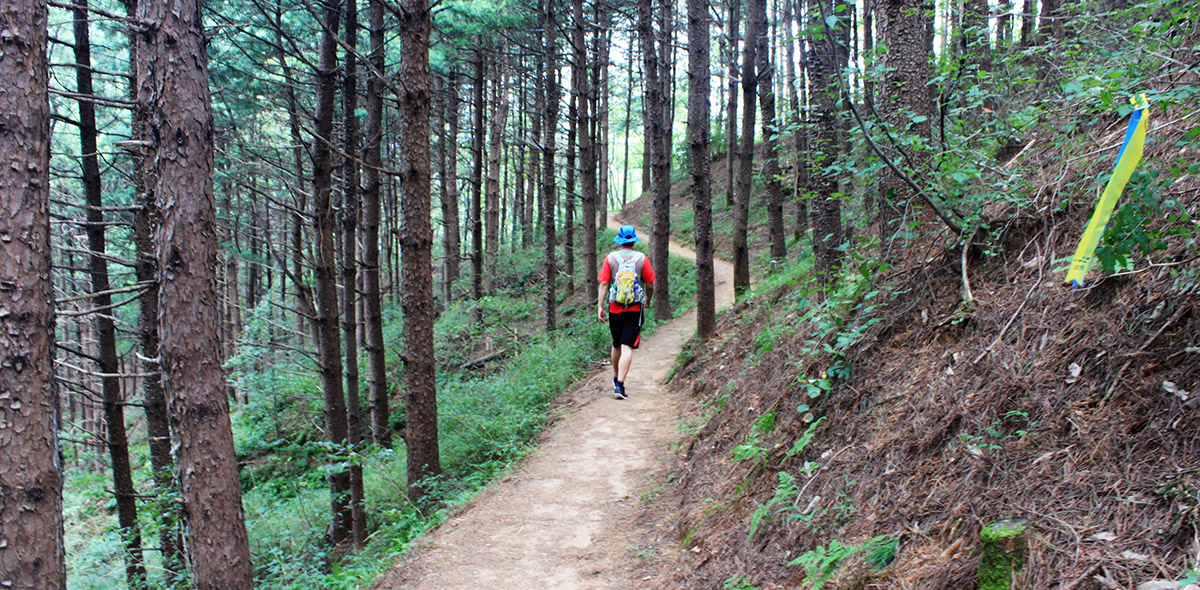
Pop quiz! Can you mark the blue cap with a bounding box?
[614,225,639,245]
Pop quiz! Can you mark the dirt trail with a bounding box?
[375,217,733,590]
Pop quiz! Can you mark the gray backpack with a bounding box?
[607,250,646,306]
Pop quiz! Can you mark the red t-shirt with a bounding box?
[598,248,656,312]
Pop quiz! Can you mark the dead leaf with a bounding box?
[1066,362,1082,384]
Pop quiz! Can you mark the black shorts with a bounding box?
[608,308,644,349]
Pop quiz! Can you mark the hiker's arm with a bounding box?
[597,281,609,322]
[644,282,654,309]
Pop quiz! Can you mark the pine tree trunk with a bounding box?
[652,0,673,319]
[565,88,577,295]
[785,0,810,241]
[137,0,255,579]
[542,0,561,333]
[639,0,671,313]
[124,0,184,571]
[397,0,441,502]
[1018,0,1034,47]
[221,179,241,363]
[341,0,367,547]
[0,0,65,583]
[365,0,392,449]
[575,0,598,301]
[689,0,716,340]
[310,0,353,545]
[1039,0,1063,40]
[593,12,612,231]
[443,70,463,296]
[470,50,486,303]
[752,0,787,261]
[513,86,528,249]
[246,193,262,311]
[862,0,876,109]
[808,0,846,282]
[878,0,934,239]
[621,45,634,208]
[725,0,742,211]
[532,10,546,244]
[486,58,509,292]
[733,0,759,295]
[73,4,146,585]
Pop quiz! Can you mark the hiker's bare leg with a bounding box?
[617,344,634,383]
[611,347,621,378]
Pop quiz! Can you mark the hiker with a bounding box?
[597,224,656,400]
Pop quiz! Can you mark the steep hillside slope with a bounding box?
[632,100,1199,590]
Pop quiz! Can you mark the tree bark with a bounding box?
[471,49,486,302]
[341,0,367,547]
[246,194,262,311]
[365,0,391,449]
[1018,0,1034,47]
[442,70,463,298]
[565,88,577,295]
[725,0,742,211]
[652,0,673,319]
[575,0,598,301]
[785,0,810,241]
[862,0,875,109]
[621,44,635,208]
[877,0,934,239]
[137,0,255,580]
[733,0,759,295]
[310,0,353,546]
[513,79,528,250]
[73,3,146,585]
[809,0,846,282]
[964,0,991,75]
[531,7,546,245]
[593,11,611,232]
[639,0,671,315]
[542,0,561,332]
[1039,0,1063,40]
[397,0,441,503]
[689,0,716,340]
[0,0,65,584]
[752,0,787,261]
[123,0,184,574]
[486,57,509,292]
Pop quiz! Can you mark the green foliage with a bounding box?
[787,417,827,457]
[732,409,777,464]
[722,574,759,590]
[430,0,533,69]
[865,537,900,570]
[788,535,891,589]
[749,471,799,540]
[958,410,1037,454]
[1094,163,1198,275]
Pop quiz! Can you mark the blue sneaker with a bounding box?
[613,378,627,400]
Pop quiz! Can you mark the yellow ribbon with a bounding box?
[1066,93,1151,287]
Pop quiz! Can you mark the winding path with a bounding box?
[375,215,734,590]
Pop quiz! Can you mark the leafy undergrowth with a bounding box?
[635,12,1200,590]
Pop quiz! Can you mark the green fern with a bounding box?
[748,471,799,539]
